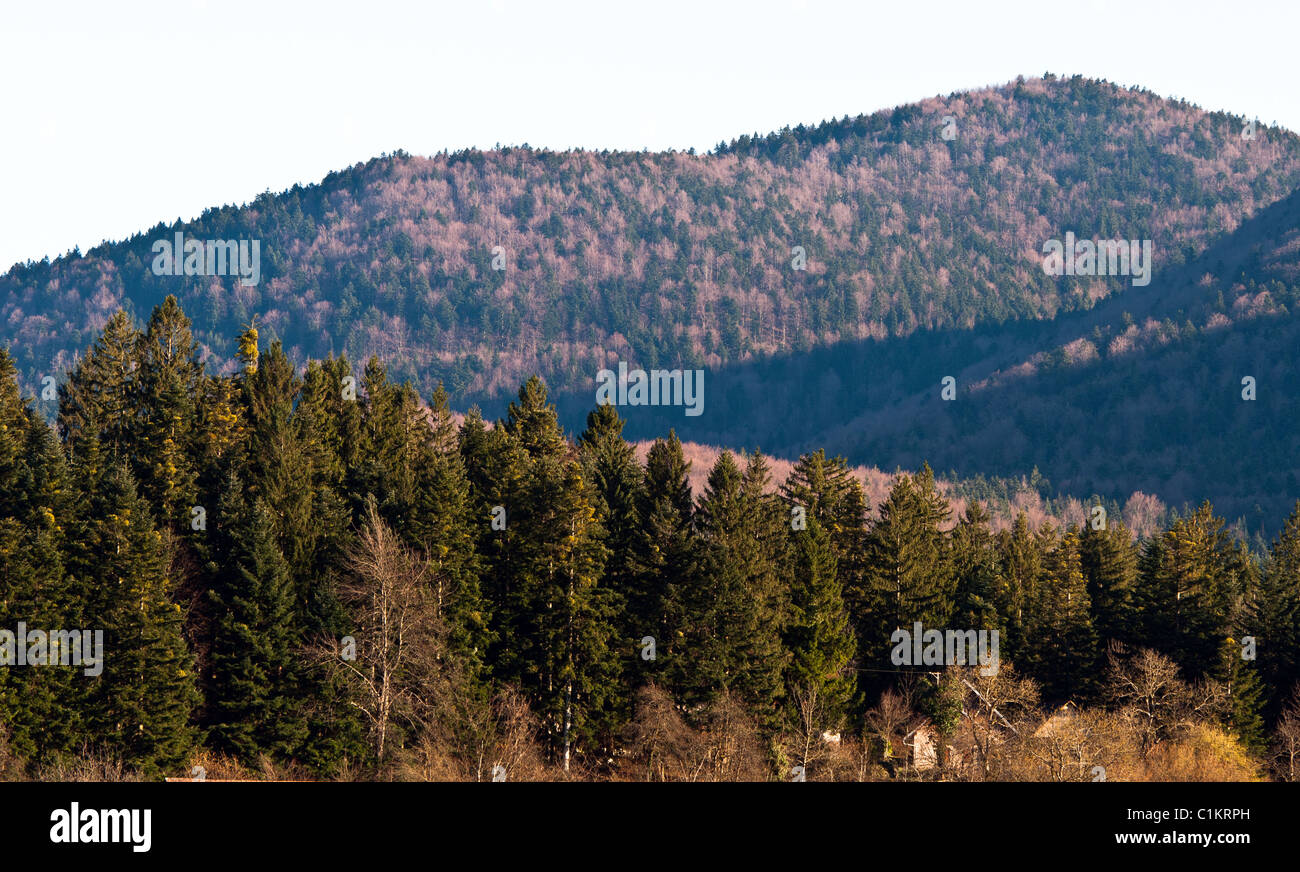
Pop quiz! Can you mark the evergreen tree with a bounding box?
[75,463,199,776]
[995,512,1041,666]
[505,376,566,460]
[135,296,201,528]
[627,431,698,685]
[1079,517,1139,648]
[852,466,953,682]
[1214,636,1267,754]
[785,516,856,729]
[1136,503,1238,679]
[1025,525,1098,701]
[578,403,644,725]
[57,310,141,462]
[950,501,1001,632]
[511,456,619,769]
[0,353,82,764]
[205,476,304,761]
[781,448,866,563]
[668,451,789,735]
[410,383,490,679]
[1257,503,1300,718]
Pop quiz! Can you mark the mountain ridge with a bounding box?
[4,73,1299,529]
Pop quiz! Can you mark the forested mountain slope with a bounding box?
[4,73,1300,528]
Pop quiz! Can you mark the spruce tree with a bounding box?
[1257,503,1300,718]
[1135,503,1237,679]
[409,383,491,679]
[76,463,199,777]
[785,516,856,730]
[57,309,141,462]
[1025,525,1098,701]
[1214,637,1267,755]
[205,476,304,761]
[950,501,1000,632]
[1079,517,1139,648]
[135,296,201,528]
[627,431,697,682]
[0,353,82,764]
[995,512,1041,666]
[578,403,644,725]
[852,466,953,681]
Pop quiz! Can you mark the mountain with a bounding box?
[4,73,1300,529]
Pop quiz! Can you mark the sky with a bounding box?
[2,0,1297,271]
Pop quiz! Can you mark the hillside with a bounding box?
[4,73,1300,528]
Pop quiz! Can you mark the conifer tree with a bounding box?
[995,512,1041,666]
[781,448,866,564]
[950,501,1001,632]
[1079,517,1139,648]
[510,456,619,769]
[627,431,697,678]
[852,466,953,679]
[242,340,342,633]
[1214,637,1267,754]
[76,463,199,776]
[357,357,422,530]
[1025,525,1098,701]
[409,383,490,679]
[505,375,567,460]
[1257,503,1300,718]
[0,353,82,763]
[135,296,201,528]
[664,451,747,711]
[578,403,644,722]
[1136,503,1237,679]
[668,451,789,734]
[205,476,304,761]
[785,516,856,729]
[57,310,141,462]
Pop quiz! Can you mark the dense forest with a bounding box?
[4,75,1300,530]
[1,298,1298,781]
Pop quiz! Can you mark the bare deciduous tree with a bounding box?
[320,499,442,767]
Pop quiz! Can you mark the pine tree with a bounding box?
[205,475,304,761]
[75,463,199,777]
[785,516,856,729]
[1214,637,1267,754]
[1025,525,1098,701]
[1256,502,1300,718]
[1079,517,1139,648]
[995,512,1041,666]
[1136,503,1237,679]
[950,501,1000,632]
[409,383,490,679]
[135,296,201,528]
[852,466,953,680]
[57,310,141,462]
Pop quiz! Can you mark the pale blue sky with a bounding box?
[2,0,1296,270]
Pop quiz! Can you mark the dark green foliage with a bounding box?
[1,297,1292,778]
